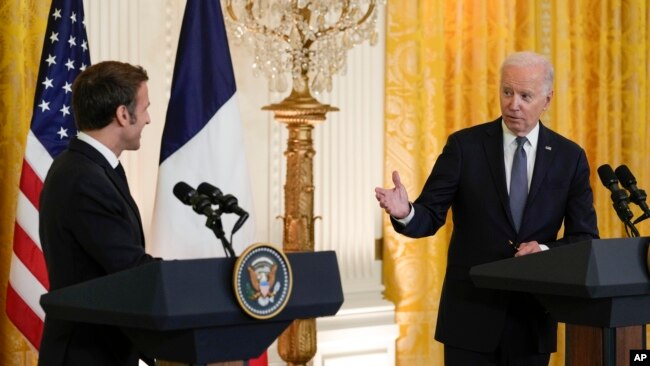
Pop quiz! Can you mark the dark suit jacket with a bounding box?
[38,138,157,366]
[393,118,598,354]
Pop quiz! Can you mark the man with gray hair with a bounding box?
[375,51,598,365]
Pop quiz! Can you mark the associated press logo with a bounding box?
[631,350,650,365]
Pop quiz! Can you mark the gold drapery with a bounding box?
[383,1,650,365]
[0,0,50,365]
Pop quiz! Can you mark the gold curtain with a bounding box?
[0,0,50,365]
[383,0,650,365]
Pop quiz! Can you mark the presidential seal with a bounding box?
[233,243,292,319]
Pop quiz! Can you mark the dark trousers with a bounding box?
[444,344,550,366]
[444,298,552,366]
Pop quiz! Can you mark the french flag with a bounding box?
[150,0,256,261]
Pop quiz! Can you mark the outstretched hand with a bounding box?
[375,171,411,219]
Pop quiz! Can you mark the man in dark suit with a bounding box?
[375,51,598,365]
[38,61,158,366]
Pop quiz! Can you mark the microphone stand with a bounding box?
[624,219,640,238]
[205,209,236,257]
[633,214,649,225]
[608,191,640,238]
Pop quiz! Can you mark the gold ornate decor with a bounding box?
[223,0,382,365]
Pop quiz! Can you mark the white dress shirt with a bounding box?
[394,120,549,250]
[77,131,119,169]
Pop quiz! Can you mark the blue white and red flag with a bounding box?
[150,0,255,260]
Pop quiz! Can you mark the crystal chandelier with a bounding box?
[224,0,382,95]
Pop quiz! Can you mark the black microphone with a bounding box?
[597,164,634,223]
[219,194,248,216]
[615,164,650,223]
[222,194,249,234]
[197,183,248,215]
[197,182,224,205]
[197,182,249,234]
[173,182,214,217]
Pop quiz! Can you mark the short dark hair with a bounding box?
[72,61,149,131]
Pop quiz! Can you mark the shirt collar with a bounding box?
[77,131,119,168]
[502,120,540,150]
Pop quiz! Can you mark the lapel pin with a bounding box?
[545,146,552,150]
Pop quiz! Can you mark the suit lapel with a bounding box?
[482,119,513,226]
[526,122,557,210]
[483,119,557,233]
[104,165,143,227]
[68,139,144,241]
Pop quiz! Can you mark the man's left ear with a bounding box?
[115,105,129,126]
[545,90,554,108]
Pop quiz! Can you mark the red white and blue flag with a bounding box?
[6,0,90,349]
[150,0,255,260]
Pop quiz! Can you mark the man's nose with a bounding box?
[508,95,520,110]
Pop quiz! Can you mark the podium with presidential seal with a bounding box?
[39,244,343,365]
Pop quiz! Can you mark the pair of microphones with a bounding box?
[173,181,249,235]
[597,164,650,230]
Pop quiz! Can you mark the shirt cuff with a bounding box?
[393,203,414,226]
[539,244,549,251]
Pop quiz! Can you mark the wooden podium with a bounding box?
[470,237,650,366]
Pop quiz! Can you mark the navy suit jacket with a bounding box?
[38,138,157,366]
[393,118,598,353]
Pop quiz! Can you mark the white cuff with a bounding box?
[393,203,414,226]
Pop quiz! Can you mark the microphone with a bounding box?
[197,182,249,233]
[597,164,634,223]
[222,194,249,234]
[173,182,214,217]
[174,181,237,257]
[197,182,224,205]
[615,164,650,223]
[219,194,248,216]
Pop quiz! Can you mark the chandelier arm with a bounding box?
[295,1,311,49]
[315,0,376,38]
[224,0,239,22]
[225,0,290,43]
[354,1,377,27]
[245,2,291,43]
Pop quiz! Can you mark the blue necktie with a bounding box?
[510,137,528,232]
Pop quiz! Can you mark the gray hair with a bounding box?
[500,51,554,94]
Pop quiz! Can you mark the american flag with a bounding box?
[6,0,90,349]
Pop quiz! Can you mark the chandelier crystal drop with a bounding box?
[223,0,382,95]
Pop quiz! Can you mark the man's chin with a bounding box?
[505,119,520,127]
[504,120,526,134]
